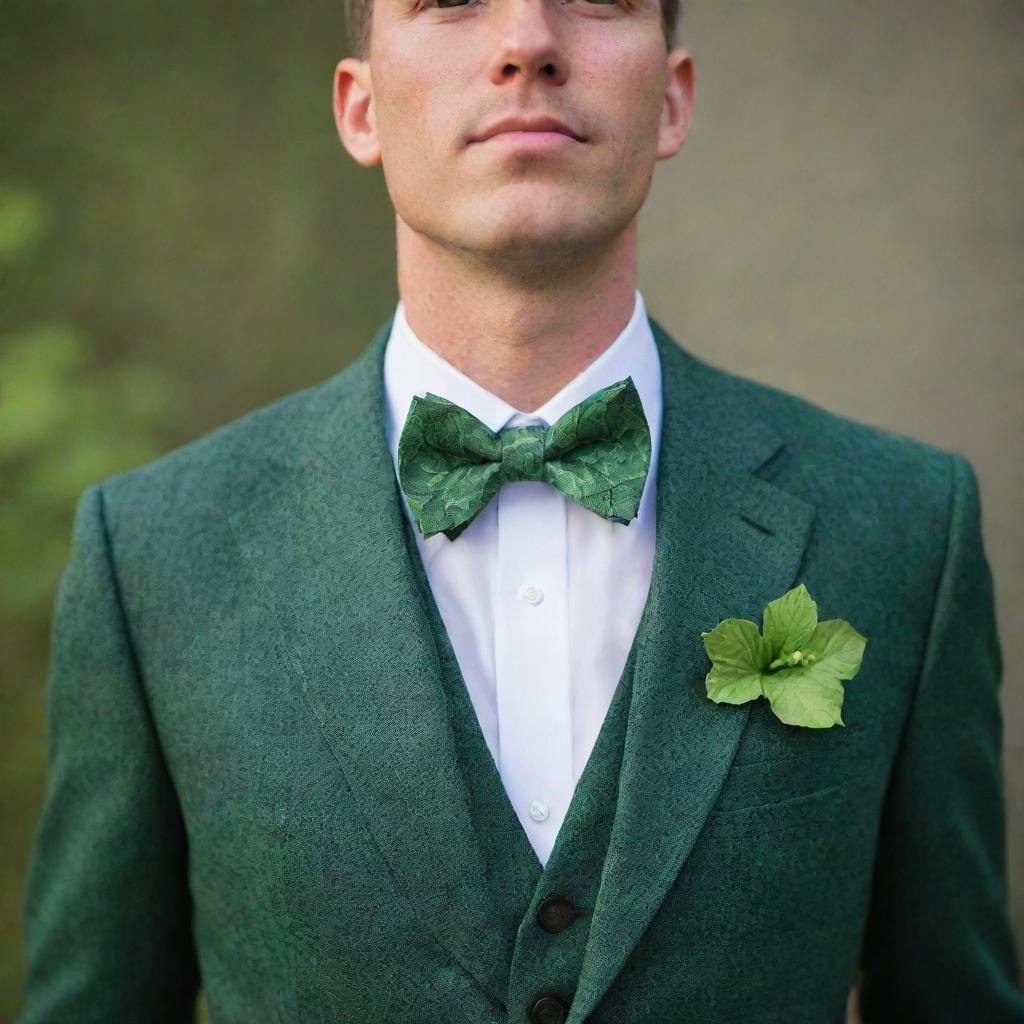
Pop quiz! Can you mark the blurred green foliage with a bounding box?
[0,184,48,262]
[0,317,174,620]
[0,184,175,618]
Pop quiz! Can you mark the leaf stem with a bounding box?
[767,649,819,672]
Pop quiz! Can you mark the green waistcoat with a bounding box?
[402,511,640,1014]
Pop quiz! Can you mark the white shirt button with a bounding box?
[529,800,550,822]
[518,583,544,605]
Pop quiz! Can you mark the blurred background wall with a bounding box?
[1,1,1021,1020]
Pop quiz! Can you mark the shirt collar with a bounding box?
[383,288,662,471]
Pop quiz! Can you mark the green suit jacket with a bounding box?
[18,315,1024,1023]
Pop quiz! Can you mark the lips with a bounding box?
[471,115,586,144]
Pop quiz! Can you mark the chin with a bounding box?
[472,200,594,243]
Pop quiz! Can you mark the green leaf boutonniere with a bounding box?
[700,583,868,728]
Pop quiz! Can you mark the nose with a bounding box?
[486,0,569,87]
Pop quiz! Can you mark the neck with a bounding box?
[394,214,640,413]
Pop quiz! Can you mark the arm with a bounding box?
[858,454,1024,1021]
[18,483,200,1023]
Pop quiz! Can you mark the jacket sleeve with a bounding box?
[18,483,200,1024]
[857,453,1024,1021]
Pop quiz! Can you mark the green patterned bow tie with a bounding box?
[397,375,652,541]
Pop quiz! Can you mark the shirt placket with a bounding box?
[494,413,573,869]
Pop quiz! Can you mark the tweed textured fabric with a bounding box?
[17,314,1024,1023]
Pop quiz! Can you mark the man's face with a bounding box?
[334,0,693,266]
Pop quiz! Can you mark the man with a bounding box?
[16,0,1024,1019]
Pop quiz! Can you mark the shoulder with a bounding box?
[651,333,976,590]
[676,351,984,642]
[92,352,368,546]
[671,339,967,514]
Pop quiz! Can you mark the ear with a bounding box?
[656,47,695,161]
[333,58,382,167]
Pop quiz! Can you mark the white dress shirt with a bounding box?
[383,289,663,867]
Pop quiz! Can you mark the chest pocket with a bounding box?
[708,750,888,836]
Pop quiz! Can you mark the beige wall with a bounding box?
[638,0,1024,988]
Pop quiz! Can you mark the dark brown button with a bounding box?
[528,991,571,1024]
[536,893,576,933]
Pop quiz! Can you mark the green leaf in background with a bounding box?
[0,324,87,457]
[700,583,868,728]
[0,183,50,262]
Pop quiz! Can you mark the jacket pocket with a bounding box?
[710,755,883,820]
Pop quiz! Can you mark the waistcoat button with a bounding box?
[528,991,572,1024]
[536,893,577,933]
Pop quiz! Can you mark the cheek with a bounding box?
[374,100,460,214]
[374,71,465,174]
[580,48,665,144]
[375,97,435,190]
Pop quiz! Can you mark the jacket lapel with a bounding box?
[225,316,512,1012]
[567,319,816,1023]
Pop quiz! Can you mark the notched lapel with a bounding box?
[568,321,817,1023]
[225,319,511,1013]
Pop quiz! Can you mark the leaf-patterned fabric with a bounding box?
[397,376,652,540]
